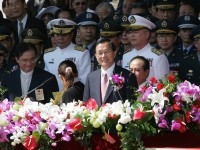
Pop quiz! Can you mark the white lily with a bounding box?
[148,88,169,109]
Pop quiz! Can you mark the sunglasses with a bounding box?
[75,2,86,6]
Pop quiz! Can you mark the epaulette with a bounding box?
[151,48,163,56]
[123,49,132,54]
[44,47,56,54]
[74,45,85,51]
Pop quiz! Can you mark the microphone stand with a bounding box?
[21,77,54,101]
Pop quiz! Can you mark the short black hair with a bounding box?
[95,38,116,52]
[15,42,37,58]
[130,56,150,71]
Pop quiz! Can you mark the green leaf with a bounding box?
[32,131,40,142]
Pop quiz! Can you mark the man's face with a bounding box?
[0,53,5,64]
[157,9,176,21]
[179,4,195,16]
[95,7,110,22]
[121,31,131,45]
[108,35,122,48]
[79,25,97,43]
[129,58,149,85]
[179,28,193,44]
[0,38,12,51]
[8,0,26,19]
[54,32,73,49]
[194,38,200,52]
[157,33,177,51]
[15,49,36,73]
[73,0,87,16]
[122,0,136,15]
[127,28,150,48]
[95,42,116,70]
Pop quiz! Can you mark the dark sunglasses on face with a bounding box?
[75,2,86,6]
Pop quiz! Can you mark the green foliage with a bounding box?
[119,121,157,150]
[0,86,7,101]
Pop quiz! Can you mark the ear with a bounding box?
[173,35,177,43]
[178,31,181,37]
[15,57,19,64]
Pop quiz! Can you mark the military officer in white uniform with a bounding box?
[122,15,169,81]
[44,19,91,90]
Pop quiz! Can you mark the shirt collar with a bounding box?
[18,14,28,27]
[101,63,115,78]
[20,69,33,76]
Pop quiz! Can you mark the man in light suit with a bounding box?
[1,42,59,103]
[83,38,138,106]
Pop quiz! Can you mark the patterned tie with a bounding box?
[19,21,23,42]
[101,73,108,103]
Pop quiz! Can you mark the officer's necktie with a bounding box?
[101,73,108,103]
[18,21,23,42]
[183,49,188,54]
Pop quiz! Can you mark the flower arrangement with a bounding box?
[0,74,200,150]
[137,74,200,134]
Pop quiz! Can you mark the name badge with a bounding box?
[35,89,44,101]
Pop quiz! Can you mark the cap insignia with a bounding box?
[113,15,118,21]
[86,13,92,19]
[129,16,136,24]
[104,23,109,29]
[27,29,33,37]
[122,16,127,22]
[161,21,167,27]
[59,20,66,26]
[184,16,190,21]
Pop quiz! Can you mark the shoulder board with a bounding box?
[74,45,85,51]
[151,48,163,56]
[124,49,132,54]
[44,47,56,54]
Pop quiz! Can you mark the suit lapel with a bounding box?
[28,68,40,93]
[103,65,122,103]
[96,70,102,106]
[16,70,22,96]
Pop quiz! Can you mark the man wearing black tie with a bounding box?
[83,38,138,106]
[1,42,59,103]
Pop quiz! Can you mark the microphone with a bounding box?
[21,76,54,99]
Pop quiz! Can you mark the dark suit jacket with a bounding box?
[178,53,200,86]
[62,81,84,104]
[1,67,59,103]
[83,65,138,106]
[27,0,51,17]
[8,14,47,44]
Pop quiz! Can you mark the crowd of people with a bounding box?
[0,0,200,105]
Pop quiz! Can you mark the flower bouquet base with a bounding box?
[91,133,122,150]
[143,131,200,148]
[13,135,85,150]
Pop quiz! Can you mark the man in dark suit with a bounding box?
[83,38,138,106]
[178,25,200,86]
[7,0,47,44]
[175,15,200,56]
[1,42,59,103]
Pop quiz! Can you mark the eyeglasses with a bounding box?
[75,2,86,6]
[96,50,112,56]
[18,58,36,64]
